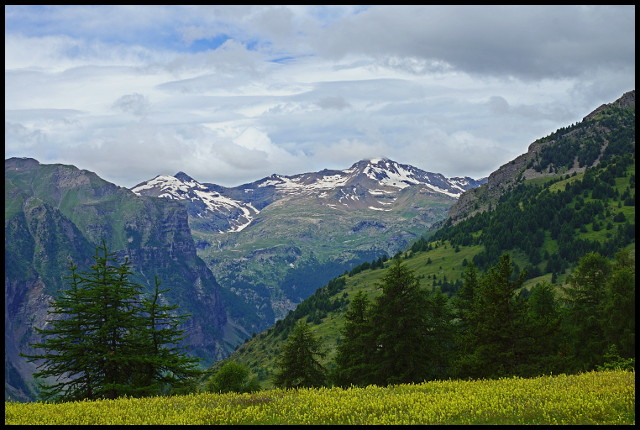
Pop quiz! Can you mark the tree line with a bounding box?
[270,250,634,389]
[24,244,635,399]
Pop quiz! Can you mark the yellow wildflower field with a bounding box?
[5,370,634,425]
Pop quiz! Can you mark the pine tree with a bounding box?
[369,260,435,385]
[451,262,479,378]
[130,277,202,396]
[457,254,528,379]
[22,242,201,401]
[561,252,611,371]
[23,262,98,402]
[521,281,562,376]
[273,320,326,389]
[334,291,376,386]
[602,250,635,359]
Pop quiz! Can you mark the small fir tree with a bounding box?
[273,321,326,389]
[334,291,376,386]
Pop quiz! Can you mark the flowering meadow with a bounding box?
[5,370,634,425]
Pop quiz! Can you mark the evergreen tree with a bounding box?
[457,254,528,379]
[602,250,635,359]
[369,260,445,385]
[23,262,98,402]
[561,252,611,371]
[22,242,201,401]
[451,262,479,378]
[334,291,376,386]
[131,277,202,396]
[273,320,327,388]
[521,281,562,375]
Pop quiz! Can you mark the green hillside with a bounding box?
[210,152,635,388]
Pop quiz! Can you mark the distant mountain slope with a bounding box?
[132,158,486,327]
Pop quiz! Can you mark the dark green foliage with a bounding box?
[560,250,636,372]
[333,291,376,387]
[206,361,260,394]
[22,242,201,402]
[130,277,202,396]
[334,261,455,386]
[454,254,529,379]
[273,321,327,389]
[369,260,434,385]
[520,281,563,375]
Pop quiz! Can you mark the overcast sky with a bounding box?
[5,5,635,188]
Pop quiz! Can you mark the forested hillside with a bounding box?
[209,91,635,390]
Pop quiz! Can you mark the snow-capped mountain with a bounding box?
[253,158,482,197]
[132,172,259,233]
[132,158,486,234]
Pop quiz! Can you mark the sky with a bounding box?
[5,5,635,188]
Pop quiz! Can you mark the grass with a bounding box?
[5,370,634,425]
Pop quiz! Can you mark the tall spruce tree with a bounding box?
[22,242,201,401]
[451,262,479,378]
[602,250,635,359]
[273,320,326,389]
[561,252,611,372]
[130,276,202,396]
[369,260,446,385]
[457,254,528,379]
[334,291,376,386]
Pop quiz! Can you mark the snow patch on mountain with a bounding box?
[131,159,486,233]
[132,173,259,232]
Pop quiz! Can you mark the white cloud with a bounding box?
[5,5,635,188]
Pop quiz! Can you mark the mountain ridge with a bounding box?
[132,158,486,233]
[131,158,486,325]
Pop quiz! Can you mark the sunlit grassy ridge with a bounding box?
[5,370,634,425]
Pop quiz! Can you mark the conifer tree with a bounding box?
[24,262,98,401]
[603,250,635,359]
[334,291,376,386]
[561,252,611,371]
[130,277,202,396]
[23,242,201,401]
[521,281,562,375]
[457,254,528,379]
[369,260,440,385]
[273,320,326,389]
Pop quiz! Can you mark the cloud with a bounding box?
[112,93,150,116]
[314,5,635,80]
[4,5,635,188]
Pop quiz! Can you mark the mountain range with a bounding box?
[131,158,485,327]
[131,158,484,233]
[211,90,635,388]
